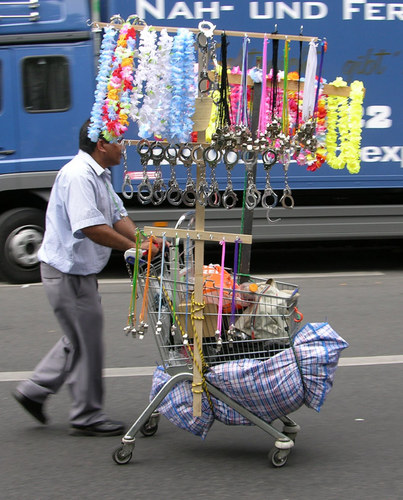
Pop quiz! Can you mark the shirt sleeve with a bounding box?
[63,170,107,238]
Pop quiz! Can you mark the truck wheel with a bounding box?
[0,208,45,284]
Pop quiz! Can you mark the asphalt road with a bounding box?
[1,241,403,499]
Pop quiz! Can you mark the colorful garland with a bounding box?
[102,22,137,141]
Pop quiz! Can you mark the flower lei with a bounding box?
[166,28,196,143]
[345,80,364,174]
[129,26,154,125]
[136,29,173,139]
[88,26,118,142]
[326,77,364,173]
[102,22,137,142]
[154,29,174,138]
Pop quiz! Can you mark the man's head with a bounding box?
[79,119,123,168]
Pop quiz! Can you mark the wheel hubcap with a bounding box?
[7,226,43,267]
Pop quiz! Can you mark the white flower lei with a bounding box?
[129,26,157,126]
[138,29,173,138]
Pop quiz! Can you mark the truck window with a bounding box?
[22,55,70,112]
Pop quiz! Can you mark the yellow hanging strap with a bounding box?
[160,284,214,411]
[189,295,213,405]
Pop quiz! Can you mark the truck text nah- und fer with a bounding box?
[136,1,403,20]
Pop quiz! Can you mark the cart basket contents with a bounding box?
[149,322,348,439]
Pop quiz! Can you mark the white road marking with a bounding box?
[1,355,402,382]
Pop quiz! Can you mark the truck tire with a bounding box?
[0,208,45,284]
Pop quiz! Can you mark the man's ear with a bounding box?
[97,139,108,153]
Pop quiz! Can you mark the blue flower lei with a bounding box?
[88,26,118,142]
[166,28,196,143]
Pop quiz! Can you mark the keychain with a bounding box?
[121,142,134,199]
[192,145,209,206]
[136,139,153,204]
[150,142,167,206]
[179,144,197,207]
[222,148,238,209]
[261,148,278,209]
[280,158,295,208]
[165,144,183,206]
[203,145,222,207]
[197,21,218,96]
[243,150,261,210]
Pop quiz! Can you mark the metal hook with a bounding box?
[109,14,125,25]
[126,14,145,25]
[87,19,102,32]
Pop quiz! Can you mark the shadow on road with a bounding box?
[101,239,403,279]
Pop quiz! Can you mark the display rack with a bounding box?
[93,18,361,416]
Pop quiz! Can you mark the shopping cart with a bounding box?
[113,220,303,468]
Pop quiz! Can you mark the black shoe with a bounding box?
[13,390,48,425]
[69,419,125,437]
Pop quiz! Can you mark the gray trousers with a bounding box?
[17,263,106,426]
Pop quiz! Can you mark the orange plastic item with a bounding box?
[202,264,239,313]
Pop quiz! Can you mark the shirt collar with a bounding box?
[78,149,107,177]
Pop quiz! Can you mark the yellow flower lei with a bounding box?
[325,77,364,174]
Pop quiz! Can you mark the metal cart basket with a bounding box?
[113,241,304,468]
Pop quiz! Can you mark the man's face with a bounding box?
[99,140,123,167]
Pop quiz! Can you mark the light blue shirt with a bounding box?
[38,150,128,275]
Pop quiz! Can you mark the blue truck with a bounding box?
[1,0,403,283]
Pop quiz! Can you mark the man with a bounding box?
[13,119,160,436]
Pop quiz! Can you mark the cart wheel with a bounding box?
[113,446,133,465]
[268,447,289,468]
[140,421,158,437]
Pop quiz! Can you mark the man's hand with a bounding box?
[140,237,166,259]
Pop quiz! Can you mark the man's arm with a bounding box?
[113,215,138,241]
[82,218,161,258]
[81,224,136,252]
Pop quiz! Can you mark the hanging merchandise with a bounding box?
[257,34,269,135]
[135,28,174,139]
[302,39,318,122]
[326,78,365,174]
[88,24,119,142]
[88,17,366,219]
[101,20,137,142]
[166,28,197,144]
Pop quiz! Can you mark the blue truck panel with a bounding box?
[1,0,403,284]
